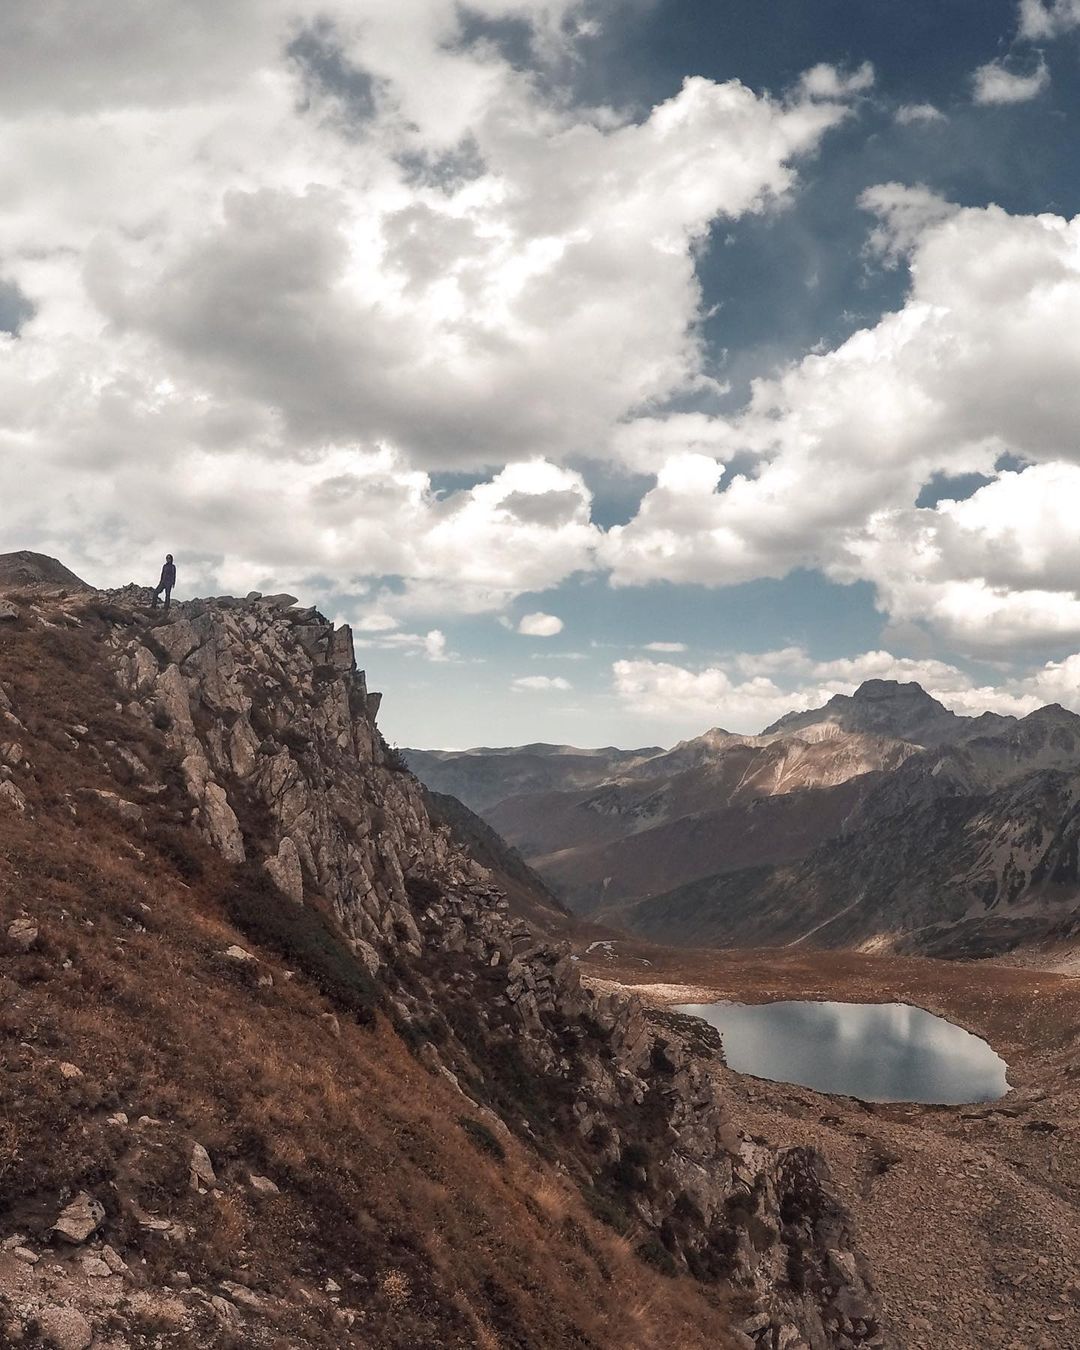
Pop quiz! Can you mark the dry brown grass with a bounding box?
[0,611,739,1348]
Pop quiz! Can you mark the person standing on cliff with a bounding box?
[152,554,176,612]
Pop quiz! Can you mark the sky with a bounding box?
[6,2,1080,748]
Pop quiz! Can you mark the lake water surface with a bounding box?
[674,1000,1009,1104]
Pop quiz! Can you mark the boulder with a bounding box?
[200,783,245,863]
[223,945,256,964]
[0,781,27,813]
[78,790,143,826]
[190,1142,217,1190]
[52,1192,105,1244]
[152,618,201,665]
[37,1307,93,1350]
[7,918,38,951]
[248,1173,280,1195]
[0,601,18,621]
[264,836,304,904]
[101,1245,129,1275]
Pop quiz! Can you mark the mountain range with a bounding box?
[408,680,1080,959]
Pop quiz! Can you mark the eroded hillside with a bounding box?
[0,569,888,1350]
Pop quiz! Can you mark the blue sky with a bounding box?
[6,1,1080,746]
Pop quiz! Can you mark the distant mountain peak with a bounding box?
[849,678,938,704]
[763,678,974,747]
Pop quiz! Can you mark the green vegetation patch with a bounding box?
[458,1115,506,1161]
[223,864,380,1025]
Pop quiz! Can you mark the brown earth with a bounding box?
[582,940,1080,1350]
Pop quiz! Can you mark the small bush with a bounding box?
[583,1187,633,1236]
[636,1234,678,1277]
[405,874,442,908]
[383,744,409,773]
[458,1116,506,1161]
[223,864,381,1025]
[146,822,204,882]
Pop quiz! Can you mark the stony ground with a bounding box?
[584,942,1080,1350]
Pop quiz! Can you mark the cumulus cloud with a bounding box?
[518,611,564,636]
[972,55,1050,105]
[894,103,946,125]
[859,182,956,265]
[602,195,1080,655]
[837,464,1080,646]
[1019,0,1080,38]
[355,625,453,661]
[0,0,868,617]
[512,674,572,691]
[798,62,875,101]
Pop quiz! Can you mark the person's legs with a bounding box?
[163,586,172,612]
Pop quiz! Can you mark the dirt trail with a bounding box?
[584,942,1080,1350]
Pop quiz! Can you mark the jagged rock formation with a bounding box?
[0,572,888,1349]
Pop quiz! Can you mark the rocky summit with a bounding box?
[0,566,887,1349]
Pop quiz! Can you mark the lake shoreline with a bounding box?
[579,942,1080,1349]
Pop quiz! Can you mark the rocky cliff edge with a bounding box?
[0,576,888,1350]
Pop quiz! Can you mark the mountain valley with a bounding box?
[410,682,1080,962]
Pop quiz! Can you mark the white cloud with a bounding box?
[357,612,400,632]
[644,641,688,653]
[0,3,866,610]
[895,103,946,125]
[798,62,875,101]
[355,624,453,661]
[837,464,1080,649]
[518,611,564,636]
[972,55,1050,105]
[859,182,956,265]
[512,674,572,691]
[1019,0,1080,38]
[601,196,1080,654]
[612,646,1080,735]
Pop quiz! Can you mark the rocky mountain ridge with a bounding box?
[409,679,1080,958]
[0,562,887,1349]
[623,691,1080,956]
[411,693,926,915]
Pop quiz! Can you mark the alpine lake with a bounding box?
[674,999,1009,1104]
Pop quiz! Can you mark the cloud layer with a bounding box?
[612,645,1080,735]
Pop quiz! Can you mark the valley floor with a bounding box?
[582,942,1080,1350]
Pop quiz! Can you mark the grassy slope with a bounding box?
[0,603,734,1348]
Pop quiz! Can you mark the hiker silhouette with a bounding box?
[152,554,176,612]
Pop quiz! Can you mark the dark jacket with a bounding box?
[159,562,176,589]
